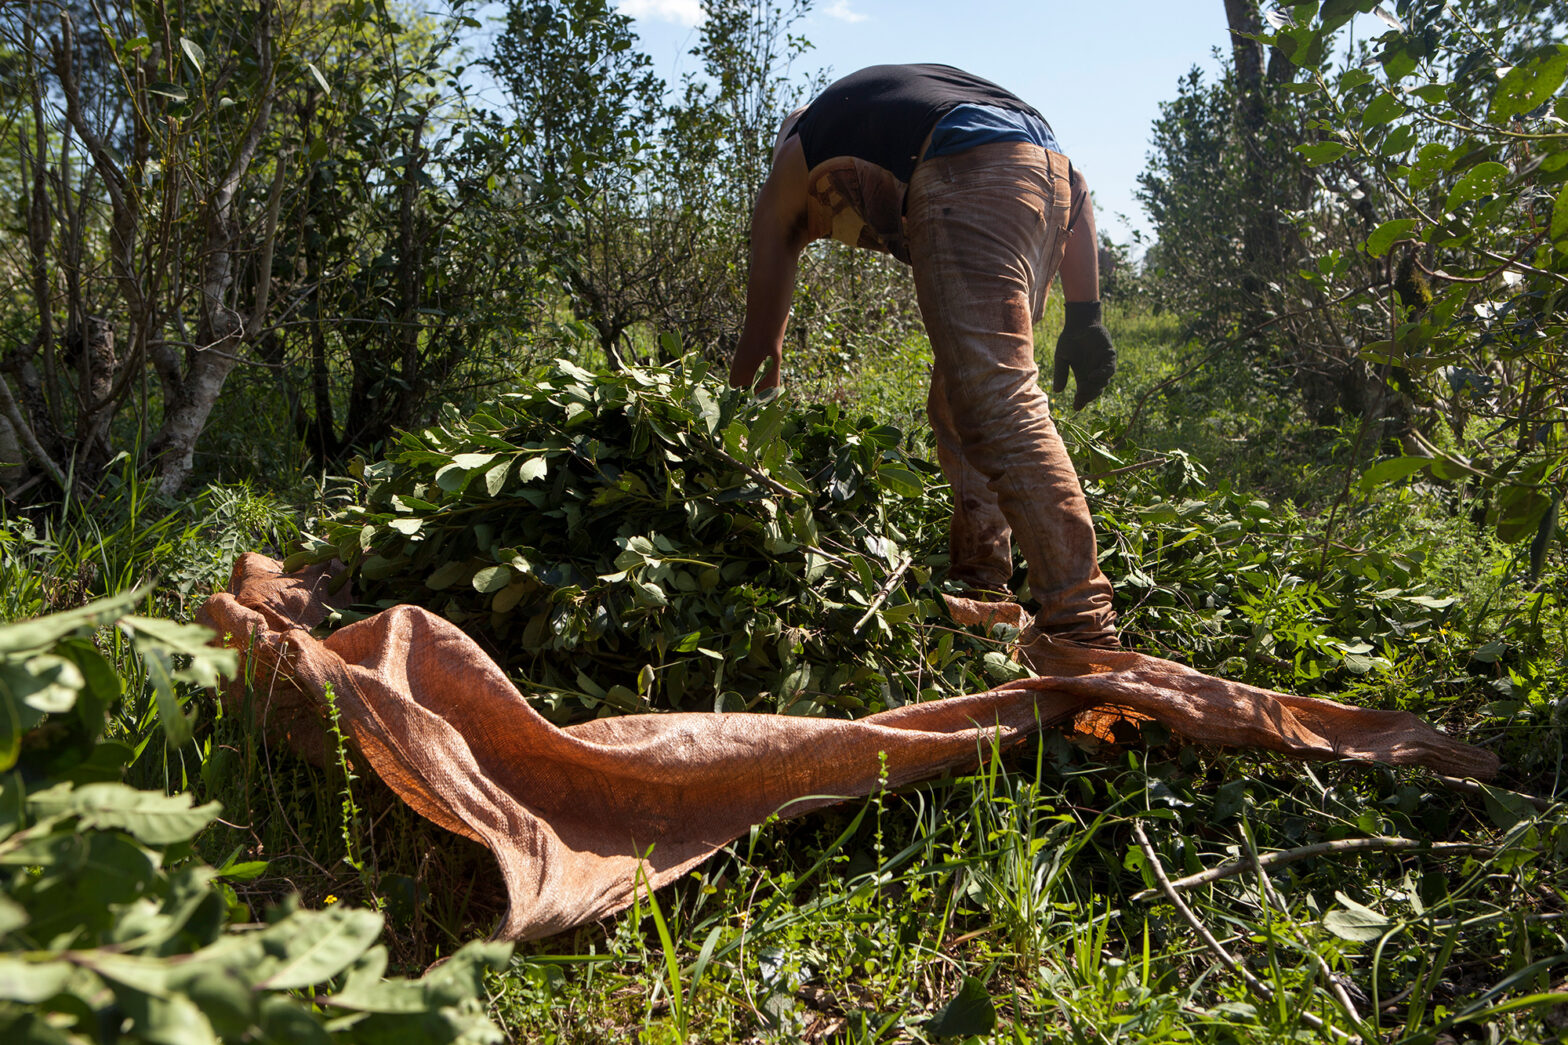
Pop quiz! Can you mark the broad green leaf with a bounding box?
[925,975,996,1038]
[876,466,924,498]
[1366,218,1417,257]
[0,587,145,656]
[1323,892,1391,941]
[0,956,73,1002]
[1381,40,1418,81]
[57,637,124,733]
[425,560,471,590]
[1496,484,1553,544]
[516,456,548,483]
[1445,161,1509,211]
[1296,141,1349,165]
[451,452,495,470]
[1317,0,1368,33]
[484,461,512,496]
[472,565,511,594]
[1362,92,1407,127]
[29,782,219,844]
[259,907,384,989]
[146,81,188,102]
[749,394,786,451]
[0,893,26,934]
[1489,45,1568,122]
[326,965,431,1014]
[1551,182,1568,248]
[1481,783,1539,830]
[0,692,19,773]
[1357,455,1430,492]
[1529,496,1557,579]
[388,517,423,535]
[434,463,469,492]
[492,578,530,614]
[120,616,235,689]
[143,648,194,749]
[3,654,82,714]
[179,37,204,73]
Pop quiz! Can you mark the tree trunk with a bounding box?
[150,1,277,494]
[1223,0,1281,284]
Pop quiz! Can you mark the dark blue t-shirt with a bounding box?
[792,64,1052,183]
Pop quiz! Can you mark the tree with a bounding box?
[1246,0,1567,563]
[0,0,524,496]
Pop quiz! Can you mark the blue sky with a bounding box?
[613,0,1240,243]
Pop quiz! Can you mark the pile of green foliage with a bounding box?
[297,356,1025,724]
[0,590,510,1043]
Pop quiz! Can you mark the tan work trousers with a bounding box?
[906,142,1117,645]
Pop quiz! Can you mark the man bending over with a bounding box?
[729,63,1119,647]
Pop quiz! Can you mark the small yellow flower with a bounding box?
[324,894,338,905]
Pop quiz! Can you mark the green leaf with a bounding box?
[388,517,423,535]
[259,907,384,989]
[1323,892,1391,941]
[472,566,512,594]
[179,37,204,74]
[1382,39,1418,82]
[1551,182,1568,248]
[1366,218,1417,257]
[1317,0,1367,33]
[925,975,996,1038]
[425,561,471,591]
[305,61,331,95]
[1357,455,1430,492]
[1445,161,1509,211]
[0,588,145,656]
[29,782,220,844]
[1296,141,1349,165]
[120,616,235,688]
[450,452,495,470]
[1496,462,1555,543]
[516,457,548,483]
[1489,45,1568,122]
[1,655,82,716]
[875,465,924,498]
[1528,496,1557,579]
[0,956,73,1002]
[144,648,194,749]
[147,81,188,102]
[484,461,512,496]
[1362,91,1407,127]
[434,463,470,493]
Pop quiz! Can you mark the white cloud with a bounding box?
[824,0,867,22]
[616,0,705,26]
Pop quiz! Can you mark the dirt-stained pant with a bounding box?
[906,142,1118,645]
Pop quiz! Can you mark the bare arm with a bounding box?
[730,136,815,390]
[1058,165,1100,303]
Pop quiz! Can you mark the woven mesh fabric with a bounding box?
[199,553,1498,941]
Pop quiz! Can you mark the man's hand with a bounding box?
[1052,301,1116,410]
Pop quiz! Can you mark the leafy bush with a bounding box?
[296,356,1025,723]
[0,590,511,1043]
[1260,1,1566,568]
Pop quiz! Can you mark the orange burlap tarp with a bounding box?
[200,553,1498,941]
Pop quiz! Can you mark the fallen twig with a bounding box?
[1133,821,1351,1040]
[1434,774,1555,813]
[1130,837,1489,903]
[1242,825,1365,1029]
[853,556,913,633]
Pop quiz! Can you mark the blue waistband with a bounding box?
[925,103,1061,161]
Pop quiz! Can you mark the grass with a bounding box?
[3,286,1565,1042]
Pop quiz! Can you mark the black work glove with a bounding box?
[1052,301,1117,410]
